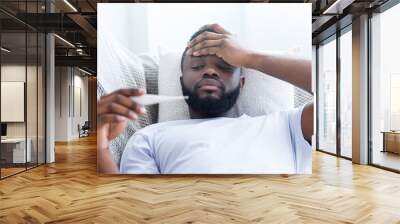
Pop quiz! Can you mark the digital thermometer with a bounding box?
[131,94,188,106]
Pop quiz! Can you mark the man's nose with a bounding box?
[203,67,220,79]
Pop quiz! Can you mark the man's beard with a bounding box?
[181,78,240,118]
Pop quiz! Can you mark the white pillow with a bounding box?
[157,51,190,122]
[157,51,295,122]
[98,34,146,93]
[98,34,153,165]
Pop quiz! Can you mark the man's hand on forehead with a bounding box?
[199,24,231,35]
[187,23,253,68]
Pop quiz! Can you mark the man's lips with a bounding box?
[196,78,223,89]
[198,85,220,91]
[196,79,223,93]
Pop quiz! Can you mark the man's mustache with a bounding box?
[194,77,226,92]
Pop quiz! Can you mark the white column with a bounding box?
[352,14,369,164]
[46,32,55,163]
[45,0,56,164]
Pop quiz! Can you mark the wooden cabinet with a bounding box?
[382,131,400,154]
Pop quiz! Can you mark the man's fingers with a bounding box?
[199,24,208,31]
[98,94,145,116]
[98,102,139,120]
[188,31,225,48]
[201,23,231,35]
[192,47,220,57]
[190,39,224,52]
[98,114,129,124]
[116,88,145,97]
[99,88,145,102]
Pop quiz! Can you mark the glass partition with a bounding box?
[27,30,38,169]
[1,31,28,177]
[370,3,400,171]
[339,28,352,158]
[317,36,337,155]
[0,1,46,179]
[38,32,45,165]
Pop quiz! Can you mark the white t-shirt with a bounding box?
[120,105,312,174]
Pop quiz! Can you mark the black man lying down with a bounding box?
[97,24,313,174]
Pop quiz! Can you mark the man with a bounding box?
[98,24,313,174]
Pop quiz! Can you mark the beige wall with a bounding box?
[1,65,42,138]
[1,63,46,164]
[54,67,89,141]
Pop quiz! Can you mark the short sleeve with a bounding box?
[288,104,312,174]
[119,133,160,174]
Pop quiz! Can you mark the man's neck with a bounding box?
[189,108,225,119]
[189,108,206,119]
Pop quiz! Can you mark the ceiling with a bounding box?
[0,0,393,74]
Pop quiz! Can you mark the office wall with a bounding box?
[54,67,69,141]
[54,67,89,141]
[1,62,46,169]
[0,64,42,139]
[72,73,89,138]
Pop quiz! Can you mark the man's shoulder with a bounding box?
[242,107,304,128]
[246,108,299,120]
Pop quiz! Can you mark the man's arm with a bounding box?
[301,102,314,143]
[97,88,147,174]
[97,145,119,174]
[188,23,314,141]
[244,52,314,142]
[244,52,312,94]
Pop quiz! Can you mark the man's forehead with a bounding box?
[185,54,235,67]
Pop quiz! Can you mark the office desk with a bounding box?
[381,131,400,154]
[1,138,32,163]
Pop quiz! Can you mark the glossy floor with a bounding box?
[372,150,400,171]
[0,135,399,223]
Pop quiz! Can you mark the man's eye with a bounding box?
[191,65,204,70]
[218,65,234,72]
